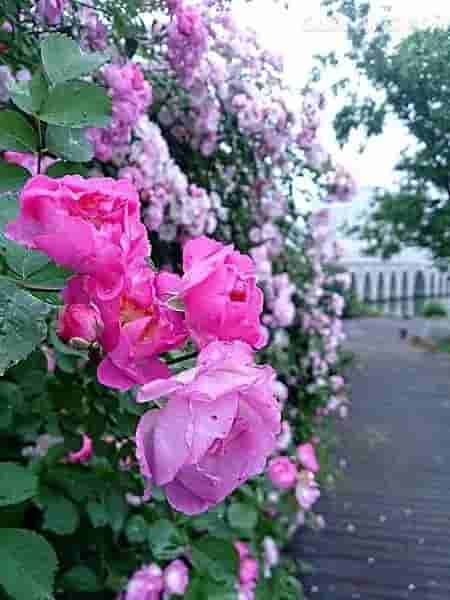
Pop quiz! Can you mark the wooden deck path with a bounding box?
[293,318,450,600]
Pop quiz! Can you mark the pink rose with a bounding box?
[4,151,56,175]
[297,443,320,473]
[123,564,164,600]
[136,341,280,514]
[295,471,320,511]
[163,560,189,596]
[234,541,249,560]
[64,269,187,391]
[6,175,149,300]
[67,434,93,464]
[180,236,265,349]
[239,557,259,585]
[57,303,103,345]
[267,457,298,490]
[37,0,65,24]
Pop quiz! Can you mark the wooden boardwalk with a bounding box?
[294,319,450,600]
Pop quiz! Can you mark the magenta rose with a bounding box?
[62,268,188,391]
[180,236,265,349]
[57,303,103,345]
[6,175,149,300]
[267,457,298,490]
[136,341,280,514]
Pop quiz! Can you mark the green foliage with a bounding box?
[148,519,187,560]
[45,126,93,163]
[0,160,29,193]
[0,528,58,600]
[421,301,448,318]
[40,35,109,85]
[317,1,450,258]
[0,462,37,506]
[190,536,238,583]
[0,281,50,375]
[0,110,38,152]
[227,501,258,533]
[40,81,112,129]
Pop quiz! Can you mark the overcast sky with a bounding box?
[232,0,450,189]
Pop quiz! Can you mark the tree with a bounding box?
[317,0,450,259]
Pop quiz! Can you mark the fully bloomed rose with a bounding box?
[136,341,280,514]
[6,175,149,300]
[180,236,265,349]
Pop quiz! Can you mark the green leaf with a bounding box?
[227,502,258,532]
[30,71,49,113]
[0,280,50,375]
[8,72,48,115]
[40,81,112,128]
[41,493,79,535]
[105,489,128,535]
[185,577,237,600]
[125,514,148,544]
[148,519,186,560]
[45,161,88,177]
[0,160,29,193]
[86,499,108,528]
[8,80,33,115]
[0,110,38,152]
[0,462,38,507]
[190,536,238,583]
[0,528,57,600]
[41,34,109,84]
[3,246,50,280]
[60,566,101,593]
[46,125,93,162]
[0,382,22,430]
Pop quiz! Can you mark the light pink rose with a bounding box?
[295,471,320,511]
[37,0,65,24]
[297,443,320,473]
[57,303,103,344]
[136,341,280,514]
[122,564,164,600]
[163,560,189,596]
[4,151,56,175]
[267,456,297,489]
[180,236,265,349]
[6,175,149,300]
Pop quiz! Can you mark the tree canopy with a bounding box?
[317,0,450,259]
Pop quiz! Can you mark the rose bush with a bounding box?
[0,1,353,599]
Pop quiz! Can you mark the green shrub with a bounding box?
[421,301,448,318]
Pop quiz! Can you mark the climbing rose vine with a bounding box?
[0,1,353,599]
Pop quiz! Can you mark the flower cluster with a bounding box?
[117,560,189,599]
[118,116,225,240]
[7,175,280,514]
[88,62,152,162]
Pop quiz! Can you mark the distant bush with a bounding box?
[421,301,448,318]
[343,292,382,319]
